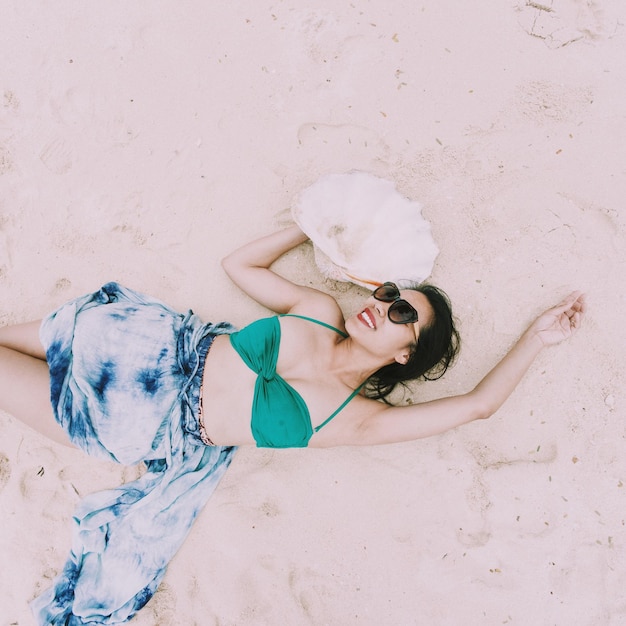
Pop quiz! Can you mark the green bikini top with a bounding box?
[229,314,363,448]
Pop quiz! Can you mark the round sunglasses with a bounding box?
[372,282,419,326]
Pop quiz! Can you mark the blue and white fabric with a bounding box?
[31,282,236,625]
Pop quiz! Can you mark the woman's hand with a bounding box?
[526,291,587,347]
[358,290,587,444]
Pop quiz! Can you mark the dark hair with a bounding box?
[364,283,460,402]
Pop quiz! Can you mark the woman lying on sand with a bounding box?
[0,224,585,624]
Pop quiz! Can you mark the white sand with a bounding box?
[1,1,625,624]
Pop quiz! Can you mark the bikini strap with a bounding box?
[313,383,365,433]
[280,313,357,433]
[280,314,348,338]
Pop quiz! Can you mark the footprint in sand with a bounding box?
[513,80,593,124]
[3,89,20,111]
[141,581,177,625]
[0,229,11,281]
[288,566,331,621]
[39,137,73,175]
[0,452,10,490]
[259,498,281,518]
[516,0,620,48]
[0,142,14,175]
[52,278,72,295]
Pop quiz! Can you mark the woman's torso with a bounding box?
[200,315,373,448]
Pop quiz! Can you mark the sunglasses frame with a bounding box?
[372,282,419,341]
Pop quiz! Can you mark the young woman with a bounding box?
[0,224,585,624]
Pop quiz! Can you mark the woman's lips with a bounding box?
[357,308,376,329]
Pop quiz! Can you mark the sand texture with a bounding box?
[1,1,625,624]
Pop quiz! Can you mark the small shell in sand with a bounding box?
[292,171,439,288]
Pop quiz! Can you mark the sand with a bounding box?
[1,1,625,624]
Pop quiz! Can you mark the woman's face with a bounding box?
[346,289,434,365]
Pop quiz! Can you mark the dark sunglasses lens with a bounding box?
[389,300,418,324]
[373,284,400,301]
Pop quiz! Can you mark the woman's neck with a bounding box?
[328,337,392,389]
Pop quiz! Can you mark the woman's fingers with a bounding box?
[554,291,586,317]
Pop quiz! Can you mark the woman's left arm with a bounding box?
[358,291,587,444]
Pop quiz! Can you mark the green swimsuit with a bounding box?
[229,314,363,448]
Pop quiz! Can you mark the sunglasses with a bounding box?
[372,282,419,331]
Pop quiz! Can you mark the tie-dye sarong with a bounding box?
[30,282,237,625]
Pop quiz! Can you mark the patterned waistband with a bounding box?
[180,328,217,446]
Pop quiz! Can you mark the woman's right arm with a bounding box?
[222,225,336,315]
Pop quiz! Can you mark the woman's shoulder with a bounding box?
[285,291,345,329]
